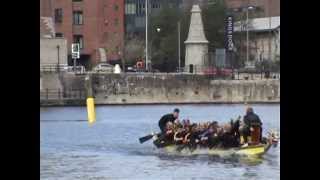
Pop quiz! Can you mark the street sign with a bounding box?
[71,43,80,59]
[225,15,234,52]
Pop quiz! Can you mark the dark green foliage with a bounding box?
[149,1,227,72]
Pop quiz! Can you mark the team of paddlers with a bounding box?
[154,107,264,150]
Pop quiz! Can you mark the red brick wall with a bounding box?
[40,0,54,17]
[97,0,125,62]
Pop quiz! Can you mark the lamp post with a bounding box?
[178,21,181,72]
[150,27,160,71]
[268,0,272,62]
[57,45,60,73]
[118,50,125,73]
[245,6,254,67]
[145,0,148,72]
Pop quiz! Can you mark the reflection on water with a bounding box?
[41,104,280,180]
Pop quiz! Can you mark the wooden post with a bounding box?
[46,88,49,100]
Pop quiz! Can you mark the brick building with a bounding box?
[40,0,125,69]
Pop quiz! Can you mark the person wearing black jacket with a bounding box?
[158,108,180,133]
[241,107,263,144]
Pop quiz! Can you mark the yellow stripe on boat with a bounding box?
[164,145,177,153]
[163,144,267,156]
[236,145,265,156]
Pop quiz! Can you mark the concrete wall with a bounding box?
[40,73,280,105]
[90,74,279,104]
[40,38,68,65]
[41,73,63,90]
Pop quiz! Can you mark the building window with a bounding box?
[137,3,146,16]
[72,0,82,2]
[152,2,160,9]
[55,33,63,38]
[114,4,119,11]
[125,3,136,15]
[73,11,83,25]
[73,35,84,49]
[54,8,63,23]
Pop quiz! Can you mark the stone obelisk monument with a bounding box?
[184,4,209,73]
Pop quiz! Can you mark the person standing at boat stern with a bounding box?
[158,108,180,133]
[240,107,263,145]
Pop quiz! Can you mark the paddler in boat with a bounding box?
[207,121,220,148]
[164,122,175,143]
[186,123,202,150]
[181,119,190,128]
[219,122,240,148]
[173,119,183,130]
[159,115,182,145]
[198,122,214,147]
[173,127,186,145]
[155,121,175,147]
[240,107,263,147]
[158,108,180,133]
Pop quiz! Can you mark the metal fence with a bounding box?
[40,89,86,100]
[40,64,86,74]
[177,65,279,80]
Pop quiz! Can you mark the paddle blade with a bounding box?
[139,134,154,144]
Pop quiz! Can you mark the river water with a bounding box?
[40,104,280,180]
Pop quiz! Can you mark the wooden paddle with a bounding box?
[139,133,160,144]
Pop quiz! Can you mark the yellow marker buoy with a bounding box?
[85,75,96,124]
[87,97,96,124]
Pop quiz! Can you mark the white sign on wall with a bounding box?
[71,43,80,59]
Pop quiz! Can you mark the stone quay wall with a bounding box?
[40,73,279,106]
